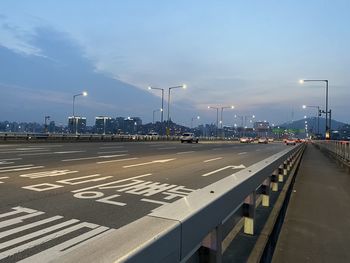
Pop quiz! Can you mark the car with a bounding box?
[285,138,296,145]
[240,137,250,143]
[180,133,198,143]
[268,138,274,142]
[258,137,268,144]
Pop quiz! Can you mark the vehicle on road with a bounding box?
[258,137,268,144]
[146,132,159,140]
[285,138,296,145]
[240,137,250,143]
[268,138,274,142]
[180,133,199,143]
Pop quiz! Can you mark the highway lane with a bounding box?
[0,141,287,262]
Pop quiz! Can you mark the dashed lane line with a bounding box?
[62,154,128,162]
[238,152,248,155]
[97,157,139,164]
[203,157,223,163]
[176,151,195,155]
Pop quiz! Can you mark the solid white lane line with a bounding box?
[97,157,138,164]
[203,157,223,163]
[18,152,54,156]
[123,159,175,168]
[0,216,63,239]
[238,152,247,155]
[0,166,44,173]
[72,173,152,193]
[62,154,128,162]
[148,144,164,147]
[97,150,128,154]
[212,148,222,151]
[176,151,195,155]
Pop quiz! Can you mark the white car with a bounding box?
[180,133,198,143]
[258,137,268,144]
[240,137,250,143]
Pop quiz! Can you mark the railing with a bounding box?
[56,143,305,263]
[313,140,350,163]
[0,132,244,143]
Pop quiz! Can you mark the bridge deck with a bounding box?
[273,144,350,262]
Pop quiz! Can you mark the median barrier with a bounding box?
[54,143,305,263]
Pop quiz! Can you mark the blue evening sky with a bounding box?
[0,0,349,126]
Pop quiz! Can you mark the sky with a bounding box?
[0,0,349,127]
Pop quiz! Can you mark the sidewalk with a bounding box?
[272,144,350,262]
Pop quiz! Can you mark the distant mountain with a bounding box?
[278,117,347,131]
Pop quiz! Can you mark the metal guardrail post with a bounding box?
[200,224,223,262]
[261,178,271,207]
[271,169,279,192]
[243,191,256,235]
[278,164,284,183]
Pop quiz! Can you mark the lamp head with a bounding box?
[302,105,306,109]
[182,84,187,89]
[299,79,304,84]
[82,91,88,96]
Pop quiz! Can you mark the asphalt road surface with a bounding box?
[0,140,287,262]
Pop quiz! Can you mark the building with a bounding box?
[68,117,87,134]
[254,121,270,137]
[95,116,113,134]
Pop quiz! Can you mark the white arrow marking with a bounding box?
[123,158,176,168]
[201,164,246,177]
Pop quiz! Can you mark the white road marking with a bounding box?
[96,194,126,206]
[97,157,138,164]
[54,151,85,154]
[212,148,222,150]
[256,149,261,152]
[22,183,64,192]
[0,207,37,219]
[62,154,128,162]
[203,157,223,163]
[18,152,54,156]
[0,164,33,170]
[201,165,246,177]
[18,227,113,263]
[238,152,248,155]
[0,158,22,161]
[97,150,128,154]
[72,173,152,193]
[0,166,44,173]
[0,177,9,184]
[0,161,14,165]
[122,159,175,168]
[176,151,195,154]
[141,198,169,205]
[57,174,112,185]
[20,170,78,179]
[0,211,45,229]
[148,144,164,147]
[0,216,63,239]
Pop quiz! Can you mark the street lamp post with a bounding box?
[191,116,200,129]
[167,85,186,135]
[72,91,88,134]
[300,79,329,139]
[220,106,235,129]
[302,105,320,135]
[148,87,165,123]
[153,109,162,124]
[208,106,219,137]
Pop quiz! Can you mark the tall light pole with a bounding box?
[44,116,50,133]
[300,79,329,139]
[148,86,164,123]
[153,109,162,124]
[302,105,320,135]
[220,106,235,129]
[167,84,186,135]
[72,91,88,134]
[208,106,219,137]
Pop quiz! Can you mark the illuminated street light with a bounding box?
[302,104,320,135]
[300,79,330,139]
[208,106,219,137]
[220,106,235,129]
[148,86,165,124]
[153,108,163,124]
[72,91,88,135]
[191,115,200,129]
[167,84,186,135]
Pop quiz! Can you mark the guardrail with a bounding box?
[0,133,224,143]
[313,140,350,163]
[55,143,305,263]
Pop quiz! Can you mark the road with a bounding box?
[0,141,287,262]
